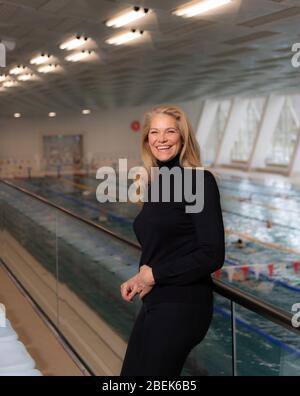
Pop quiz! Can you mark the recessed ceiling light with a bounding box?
[3,79,18,87]
[48,112,56,117]
[65,50,96,62]
[18,73,39,81]
[31,54,52,65]
[10,65,28,75]
[173,0,232,18]
[60,36,90,50]
[38,64,62,73]
[14,113,21,118]
[0,74,8,82]
[106,7,150,28]
[106,30,144,45]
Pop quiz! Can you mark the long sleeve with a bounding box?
[151,170,225,286]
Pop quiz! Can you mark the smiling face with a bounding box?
[147,113,183,162]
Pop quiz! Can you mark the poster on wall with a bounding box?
[43,134,83,171]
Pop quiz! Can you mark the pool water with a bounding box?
[2,173,300,376]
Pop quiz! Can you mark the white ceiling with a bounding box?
[0,0,300,116]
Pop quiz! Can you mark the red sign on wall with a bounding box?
[131,120,140,132]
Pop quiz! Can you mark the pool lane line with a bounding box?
[219,174,300,195]
[224,258,300,293]
[220,183,300,203]
[61,177,95,191]
[222,192,300,215]
[60,177,143,205]
[214,305,300,358]
[225,228,300,257]
[223,207,300,232]
[23,180,133,226]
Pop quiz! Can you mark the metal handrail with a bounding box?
[213,279,299,335]
[0,178,140,249]
[1,178,299,336]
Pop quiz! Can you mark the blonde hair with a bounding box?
[134,104,221,206]
[140,104,203,184]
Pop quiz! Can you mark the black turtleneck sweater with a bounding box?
[133,152,225,304]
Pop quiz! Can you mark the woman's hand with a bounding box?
[139,264,155,287]
[120,265,155,302]
[120,272,150,302]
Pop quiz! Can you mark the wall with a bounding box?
[0,99,204,167]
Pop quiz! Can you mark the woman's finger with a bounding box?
[127,284,139,300]
[120,276,149,302]
[120,283,132,300]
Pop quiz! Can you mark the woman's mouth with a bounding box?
[156,145,171,151]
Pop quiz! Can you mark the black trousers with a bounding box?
[120,297,213,376]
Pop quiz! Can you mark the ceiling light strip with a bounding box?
[174,0,232,17]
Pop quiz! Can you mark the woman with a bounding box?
[120,104,225,376]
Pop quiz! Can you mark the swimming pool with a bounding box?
[2,173,300,375]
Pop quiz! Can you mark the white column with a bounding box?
[195,100,218,147]
[195,100,219,165]
[214,98,248,166]
[289,133,300,176]
[0,303,6,327]
[289,95,300,176]
[248,95,285,170]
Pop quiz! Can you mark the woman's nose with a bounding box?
[157,132,168,142]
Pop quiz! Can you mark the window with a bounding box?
[265,97,299,166]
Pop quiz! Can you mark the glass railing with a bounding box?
[0,179,299,376]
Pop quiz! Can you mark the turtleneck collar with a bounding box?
[156,151,181,169]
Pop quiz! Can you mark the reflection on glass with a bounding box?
[235,304,300,375]
[182,294,233,376]
[0,183,58,325]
